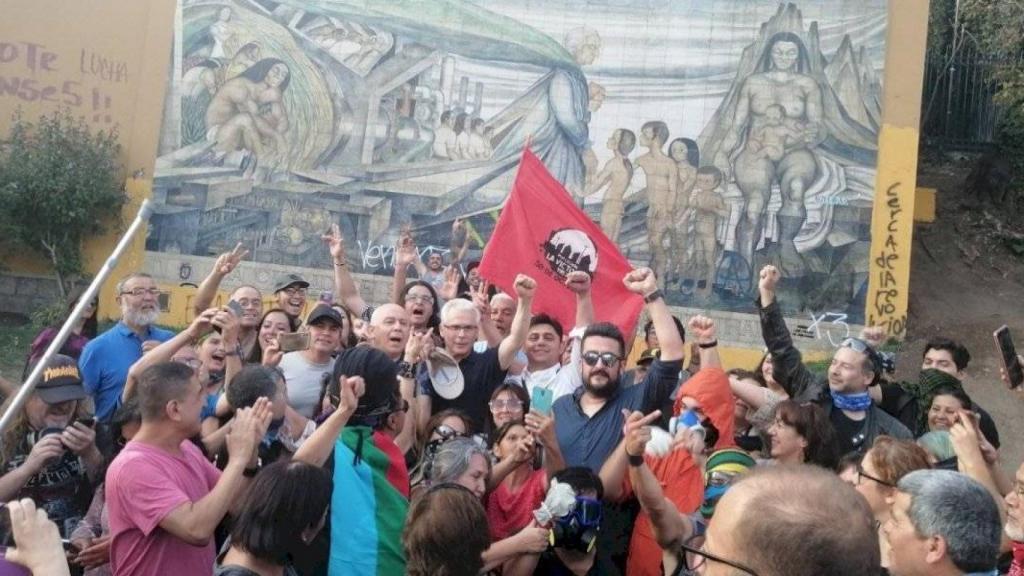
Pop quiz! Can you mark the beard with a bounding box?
[124,306,160,327]
[583,370,620,399]
[1006,520,1024,542]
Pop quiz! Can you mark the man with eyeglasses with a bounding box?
[80,273,175,422]
[272,273,309,321]
[885,469,1002,576]
[697,465,880,576]
[415,274,536,436]
[757,265,910,455]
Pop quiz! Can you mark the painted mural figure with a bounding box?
[491,27,600,195]
[209,7,234,59]
[718,32,825,275]
[432,111,457,159]
[637,121,678,279]
[205,58,291,170]
[585,128,636,242]
[678,166,730,298]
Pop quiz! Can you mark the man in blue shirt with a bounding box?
[79,273,174,420]
[553,267,684,472]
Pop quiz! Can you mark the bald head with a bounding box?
[708,465,879,576]
[489,293,516,336]
[369,303,411,359]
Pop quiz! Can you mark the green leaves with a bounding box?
[0,108,125,295]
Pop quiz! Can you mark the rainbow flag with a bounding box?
[329,427,410,576]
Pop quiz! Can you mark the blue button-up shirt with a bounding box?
[553,359,682,471]
[79,322,174,420]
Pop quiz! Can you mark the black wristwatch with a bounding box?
[627,453,644,467]
[643,289,663,304]
[398,361,416,379]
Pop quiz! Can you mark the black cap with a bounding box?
[306,304,342,326]
[34,354,88,404]
[333,346,399,420]
[273,273,309,294]
[637,347,660,366]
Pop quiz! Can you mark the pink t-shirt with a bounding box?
[106,440,221,576]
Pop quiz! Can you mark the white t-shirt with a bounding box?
[521,327,584,401]
[279,352,336,419]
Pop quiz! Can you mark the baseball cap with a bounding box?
[306,303,342,327]
[427,348,464,400]
[637,348,660,366]
[273,273,309,294]
[34,354,88,404]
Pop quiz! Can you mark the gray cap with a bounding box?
[273,273,309,294]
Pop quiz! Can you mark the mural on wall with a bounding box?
[151,0,887,323]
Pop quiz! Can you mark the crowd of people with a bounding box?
[1,221,1022,576]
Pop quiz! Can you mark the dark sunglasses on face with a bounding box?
[582,351,622,368]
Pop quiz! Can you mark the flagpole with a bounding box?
[0,199,154,435]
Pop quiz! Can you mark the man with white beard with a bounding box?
[80,273,174,421]
[1004,462,1024,575]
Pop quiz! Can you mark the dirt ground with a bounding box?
[898,158,1024,471]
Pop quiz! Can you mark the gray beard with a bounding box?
[124,307,160,327]
[1006,521,1024,543]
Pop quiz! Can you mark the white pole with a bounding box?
[0,199,154,434]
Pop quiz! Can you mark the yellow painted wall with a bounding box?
[0,0,176,314]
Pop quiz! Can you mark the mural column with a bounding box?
[866,0,930,338]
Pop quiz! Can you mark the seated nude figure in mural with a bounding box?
[718,32,825,275]
[585,128,636,242]
[637,121,678,279]
[205,58,291,172]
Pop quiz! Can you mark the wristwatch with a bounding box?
[398,361,416,379]
[643,289,663,304]
[243,458,263,478]
[225,344,244,358]
[627,453,644,467]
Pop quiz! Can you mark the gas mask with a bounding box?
[550,496,602,553]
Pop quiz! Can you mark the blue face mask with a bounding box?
[551,496,602,553]
[264,417,285,444]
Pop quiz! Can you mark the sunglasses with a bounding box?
[839,337,882,373]
[582,351,622,368]
[488,398,523,411]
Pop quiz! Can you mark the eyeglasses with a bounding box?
[120,287,160,297]
[235,298,261,307]
[856,465,895,488]
[582,351,622,368]
[406,294,435,304]
[489,398,523,411]
[680,535,760,576]
[283,287,307,297]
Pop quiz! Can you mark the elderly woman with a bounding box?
[416,437,548,572]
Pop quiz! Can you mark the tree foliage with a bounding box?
[0,109,125,297]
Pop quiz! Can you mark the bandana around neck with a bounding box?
[832,391,872,412]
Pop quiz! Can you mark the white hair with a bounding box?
[564,26,600,57]
[489,293,514,307]
[441,298,480,325]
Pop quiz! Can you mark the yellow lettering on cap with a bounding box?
[43,365,80,383]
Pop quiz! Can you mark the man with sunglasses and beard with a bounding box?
[552,267,684,472]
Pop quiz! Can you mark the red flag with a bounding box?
[479,148,644,338]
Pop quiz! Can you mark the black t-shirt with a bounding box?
[417,347,507,429]
[0,433,93,541]
[534,548,618,575]
[831,409,868,455]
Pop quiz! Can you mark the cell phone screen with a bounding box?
[994,325,1024,389]
[531,387,554,415]
[227,299,244,317]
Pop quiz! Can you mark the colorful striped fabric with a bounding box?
[329,427,410,576]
